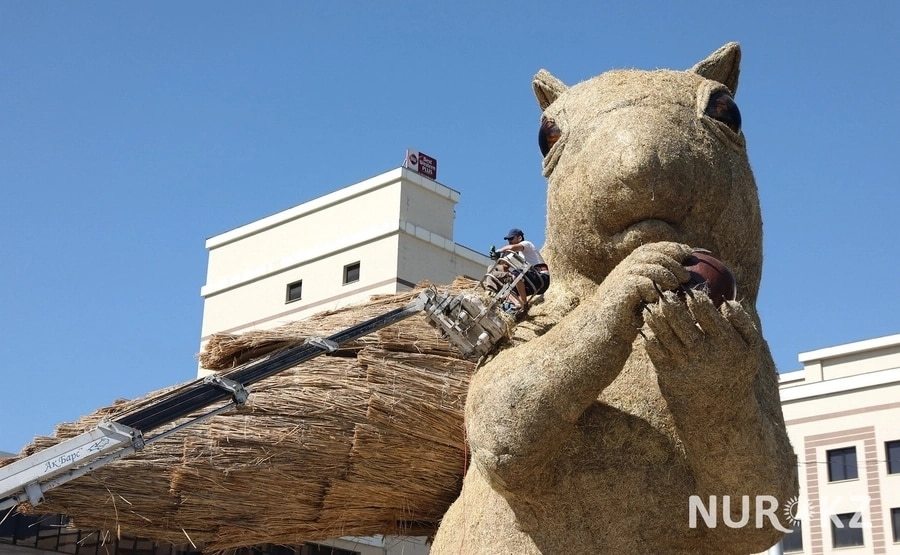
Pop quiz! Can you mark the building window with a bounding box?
[891,507,900,543]
[831,513,864,548]
[887,440,900,474]
[286,280,303,303]
[343,262,360,285]
[782,520,803,553]
[827,446,858,481]
[892,508,900,543]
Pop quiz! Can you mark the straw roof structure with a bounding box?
[5,278,492,551]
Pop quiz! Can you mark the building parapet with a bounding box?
[798,333,900,363]
[201,219,490,298]
[206,168,460,250]
[779,366,900,403]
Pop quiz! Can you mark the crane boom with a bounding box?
[0,283,515,512]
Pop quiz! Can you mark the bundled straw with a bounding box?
[5,278,488,551]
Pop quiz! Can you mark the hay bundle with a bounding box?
[6,278,487,551]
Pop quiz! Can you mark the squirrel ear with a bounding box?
[690,42,741,95]
[533,69,568,110]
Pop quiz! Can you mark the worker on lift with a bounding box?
[494,228,550,310]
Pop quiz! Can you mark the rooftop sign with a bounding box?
[404,148,437,180]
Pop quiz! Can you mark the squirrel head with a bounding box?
[533,43,763,303]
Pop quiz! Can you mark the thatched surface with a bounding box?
[431,44,798,554]
[5,278,484,551]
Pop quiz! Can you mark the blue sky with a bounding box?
[1,2,898,452]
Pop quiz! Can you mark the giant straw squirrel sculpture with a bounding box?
[7,42,798,555]
[432,43,798,554]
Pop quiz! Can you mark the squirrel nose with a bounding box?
[584,111,694,230]
[617,139,664,184]
[608,115,693,199]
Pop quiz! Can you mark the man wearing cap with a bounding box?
[495,228,550,309]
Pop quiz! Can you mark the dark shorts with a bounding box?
[514,269,550,295]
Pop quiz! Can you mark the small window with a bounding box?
[831,513,864,548]
[887,440,900,474]
[827,446,858,481]
[286,280,303,303]
[343,262,360,285]
[782,520,803,553]
[892,508,900,543]
[891,507,900,543]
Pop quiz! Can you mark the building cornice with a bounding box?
[797,333,900,363]
[201,276,416,340]
[779,366,900,403]
[778,370,805,384]
[206,168,461,250]
[201,219,490,298]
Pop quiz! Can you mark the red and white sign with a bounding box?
[404,148,438,180]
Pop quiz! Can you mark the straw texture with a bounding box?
[5,279,483,551]
[431,43,798,554]
[4,43,799,555]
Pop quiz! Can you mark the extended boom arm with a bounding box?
[1,285,510,512]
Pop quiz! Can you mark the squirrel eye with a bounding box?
[704,91,741,133]
[538,117,561,157]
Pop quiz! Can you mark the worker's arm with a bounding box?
[497,243,525,253]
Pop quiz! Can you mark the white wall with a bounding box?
[318,535,431,555]
[201,235,402,339]
[199,167,489,372]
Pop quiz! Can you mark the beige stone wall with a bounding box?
[777,334,900,554]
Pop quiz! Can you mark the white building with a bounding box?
[194,166,489,554]
[199,166,491,374]
[776,334,900,554]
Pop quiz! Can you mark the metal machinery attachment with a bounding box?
[421,288,509,360]
[419,250,536,361]
[0,268,521,512]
